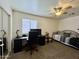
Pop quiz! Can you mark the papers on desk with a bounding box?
[0,38,3,46]
[0,44,4,46]
[20,37,28,40]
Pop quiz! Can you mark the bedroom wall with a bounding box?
[58,16,79,33]
[12,10,59,38]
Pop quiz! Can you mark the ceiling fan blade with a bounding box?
[63,12,68,14]
[66,6,72,9]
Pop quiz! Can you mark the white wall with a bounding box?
[58,16,79,33]
[12,10,59,38]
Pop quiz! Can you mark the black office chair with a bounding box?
[27,31,39,55]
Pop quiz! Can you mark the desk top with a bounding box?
[20,37,28,40]
[15,37,28,40]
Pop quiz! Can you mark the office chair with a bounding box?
[27,31,39,55]
[26,29,45,55]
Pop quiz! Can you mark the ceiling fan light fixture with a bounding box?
[55,11,63,16]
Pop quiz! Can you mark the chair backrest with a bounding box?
[30,29,41,35]
[28,31,40,45]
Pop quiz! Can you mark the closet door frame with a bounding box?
[0,7,10,59]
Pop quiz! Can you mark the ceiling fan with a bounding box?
[49,0,76,16]
[53,5,73,16]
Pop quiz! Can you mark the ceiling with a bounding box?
[8,0,79,19]
[8,0,58,17]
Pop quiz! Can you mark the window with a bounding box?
[22,19,38,34]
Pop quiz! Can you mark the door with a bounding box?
[0,7,10,59]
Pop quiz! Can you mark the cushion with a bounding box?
[63,33,71,37]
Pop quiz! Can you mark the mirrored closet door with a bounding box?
[0,7,3,59]
[0,7,10,59]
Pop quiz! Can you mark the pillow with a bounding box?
[63,33,71,37]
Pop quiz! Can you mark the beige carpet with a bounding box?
[8,41,79,59]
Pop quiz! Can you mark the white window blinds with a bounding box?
[22,19,38,34]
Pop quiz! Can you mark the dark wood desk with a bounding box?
[14,36,45,53]
[14,37,28,53]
